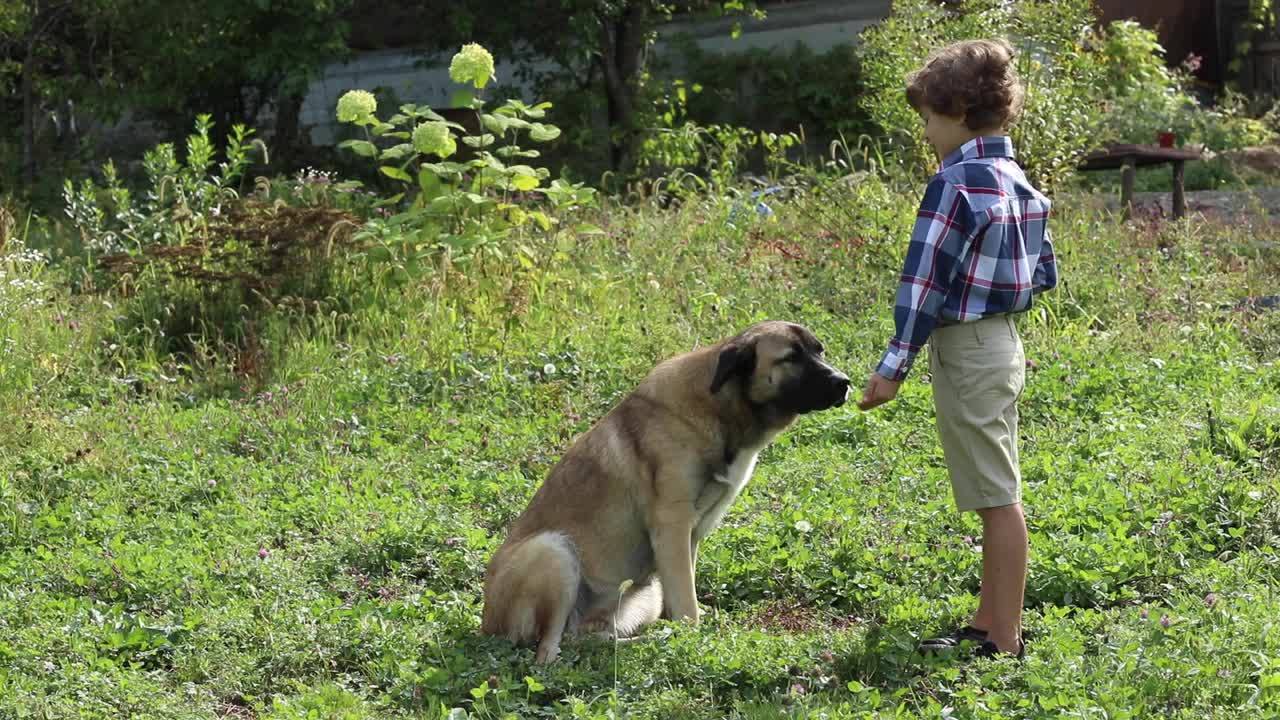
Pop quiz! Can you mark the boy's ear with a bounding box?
[710,342,756,395]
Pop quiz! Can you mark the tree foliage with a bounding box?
[0,0,351,192]
[856,0,1106,191]
[345,0,762,174]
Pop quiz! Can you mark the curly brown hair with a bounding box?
[905,39,1025,131]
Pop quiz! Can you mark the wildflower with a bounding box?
[412,122,457,158]
[336,90,378,123]
[1204,592,1218,608]
[790,683,807,696]
[794,520,812,533]
[543,363,557,376]
[258,547,270,559]
[1159,614,1171,629]
[207,479,217,488]
[1139,607,1149,619]
[449,43,495,89]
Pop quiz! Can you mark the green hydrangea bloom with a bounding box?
[449,43,495,89]
[336,90,377,123]
[412,122,457,158]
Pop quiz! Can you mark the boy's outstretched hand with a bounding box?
[858,373,901,411]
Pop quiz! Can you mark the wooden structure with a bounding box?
[1078,144,1204,220]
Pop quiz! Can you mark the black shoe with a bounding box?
[973,639,1025,660]
[918,625,988,655]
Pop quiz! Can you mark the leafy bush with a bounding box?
[63,115,265,255]
[856,0,1106,191]
[1095,20,1273,152]
[634,79,801,197]
[61,117,372,386]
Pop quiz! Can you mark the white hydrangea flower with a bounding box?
[412,122,457,158]
[336,90,377,123]
[449,43,495,89]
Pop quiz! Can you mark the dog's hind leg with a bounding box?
[480,532,580,664]
[580,578,663,640]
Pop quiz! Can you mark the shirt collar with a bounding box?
[938,135,1015,171]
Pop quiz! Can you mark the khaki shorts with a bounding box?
[927,314,1025,512]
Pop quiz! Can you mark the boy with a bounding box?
[857,38,1057,659]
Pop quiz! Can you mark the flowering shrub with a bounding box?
[0,232,49,316]
[334,43,598,281]
[1095,21,1273,153]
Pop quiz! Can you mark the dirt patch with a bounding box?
[744,599,862,633]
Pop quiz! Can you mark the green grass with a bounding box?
[1,179,1278,718]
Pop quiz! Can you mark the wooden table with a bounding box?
[1078,144,1203,220]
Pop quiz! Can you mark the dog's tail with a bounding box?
[480,531,580,663]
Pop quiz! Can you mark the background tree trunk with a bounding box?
[272,87,306,171]
[598,1,649,172]
[21,41,36,188]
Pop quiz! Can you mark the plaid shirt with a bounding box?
[876,136,1057,382]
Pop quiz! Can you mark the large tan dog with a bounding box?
[481,321,850,662]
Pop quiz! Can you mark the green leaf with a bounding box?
[529,211,553,231]
[512,175,539,191]
[462,134,497,148]
[575,223,606,236]
[495,147,541,158]
[364,245,393,262]
[375,192,405,208]
[528,123,561,142]
[418,168,444,202]
[482,114,511,134]
[379,166,413,182]
[380,144,415,161]
[339,140,378,158]
[452,89,476,109]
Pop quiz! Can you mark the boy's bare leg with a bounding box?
[970,502,1027,653]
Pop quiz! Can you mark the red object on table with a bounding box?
[1158,131,1175,148]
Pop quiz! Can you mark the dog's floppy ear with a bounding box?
[710,342,756,394]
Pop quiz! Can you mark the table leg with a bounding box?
[1172,160,1186,219]
[1121,157,1136,221]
